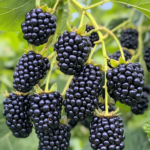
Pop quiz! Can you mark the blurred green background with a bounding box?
[0,0,150,150]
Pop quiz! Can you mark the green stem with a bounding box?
[85,0,110,10]
[53,0,60,10]
[62,76,74,96]
[35,0,40,8]
[79,11,85,28]
[47,51,57,60]
[45,55,56,92]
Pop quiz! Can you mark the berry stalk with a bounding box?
[79,11,85,28]
[35,0,40,8]
[53,0,61,10]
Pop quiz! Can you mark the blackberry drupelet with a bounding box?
[3,93,33,138]
[107,63,145,106]
[108,50,132,68]
[21,8,56,46]
[54,31,92,75]
[89,116,125,150]
[143,85,150,95]
[144,46,150,72]
[63,64,103,121]
[36,124,71,150]
[13,51,50,93]
[28,91,63,133]
[120,28,138,49]
[68,119,78,128]
[86,25,99,47]
[131,92,149,115]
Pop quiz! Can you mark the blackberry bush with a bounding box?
[54,31,92,75]
[21,8,56,46]
[89,116,125,150]
[63,64,103,121]
[28,91,62,133]
[3,93,33,138]
[120,29,138,49]
[107,63,145,106]
[144,46,150,72]
[86,25,99,47]
[13,51,50,93]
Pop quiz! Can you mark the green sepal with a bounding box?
[40,49,48,58]
[119,57,127,64]
[129,56,135,63]
[49,83,57,93]
[23,49,29,54]
[2,90,10,98]
[32,45,38,53]
[34,85,44,94]
[109,59,119,68]
[40,4,55,14]
[60,116,69,125]
[76,24,86,36]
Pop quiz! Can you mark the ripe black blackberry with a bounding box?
[63,64,103,121]
[54,31,92,75]
[120,28,138,49]
[68,119,78,128]
[143,85,150,95]
[13,51,50,93]
[3,93,33,138]
[108,49,132,68]
[28,91,63,133]
[107,63,145,106]
[89,116,125,150]
[86,25,99,47]
[36,124,71,150]
[144,46,150,72]
[131,92,149,115]
[21,8,56,46]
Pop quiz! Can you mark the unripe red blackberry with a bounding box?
[120,29,138,50]
[86,25,99,47]
[144,46,150,72]
[54,31,92,75]
[131,92,149,115]
[3,93,33,138]
[108,50,132,68]
[21,8,56,46]
[63,64,103,121]
[107,63,145,106]
[28,91,62,133]
[143,85,150,95]
[13,51,50,93]
[89,116,125,150]
[36,124,71,150]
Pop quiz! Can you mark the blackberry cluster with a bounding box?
[54,31,92,75]
[89,116,125,150]
[63,64,103,121]
[144,46,150,72]
[13,51,50,93]
[86,25,99,47]
[3,93,33,138]
[21,8,56,46]
[131,92,149,115]
[120,29,138,49]
[36,124,71,150]
[108,50,132,68]
[107,63,145,106]
[143,85,150,94]
[28,91,62,133]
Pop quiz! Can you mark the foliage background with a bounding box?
[0,0,150,150]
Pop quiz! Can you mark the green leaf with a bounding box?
[119,57,127,64]
[144,111,150,140]
[76,24,86,35]
[131,10,143,26]
[111,0,150,18]
[109,59,119,68]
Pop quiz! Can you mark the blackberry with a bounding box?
[28,91,62,133]
[54,31,92,75]
[89,116,125,150]
[86,25,99,47]
[63,64,103,121]
[68,119,78,128]
[13,51,50,93]
[120,28,138,49]
[131,92,149,115]
[21,8,56,46]
[107,63,145,106]
[3,93,32,138]
[108,50,132,68]
[144,46,150,72]
[143,85,150,95]
[36,124,71,150]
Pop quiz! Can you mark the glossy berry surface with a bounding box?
[86,25,99,47]
[107,63,145,106]
[28,91,62,133]
[131,92,149,115]
[63,64,103,121]
[13,51,50,93]
[144,46,150,72]
[143,85,150,95]
[36,124,71,150]
[54,31,92,75]
[21,8,56,46]
[3,93,32,138]
[120,29,138,50]
[89,116,125,150]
